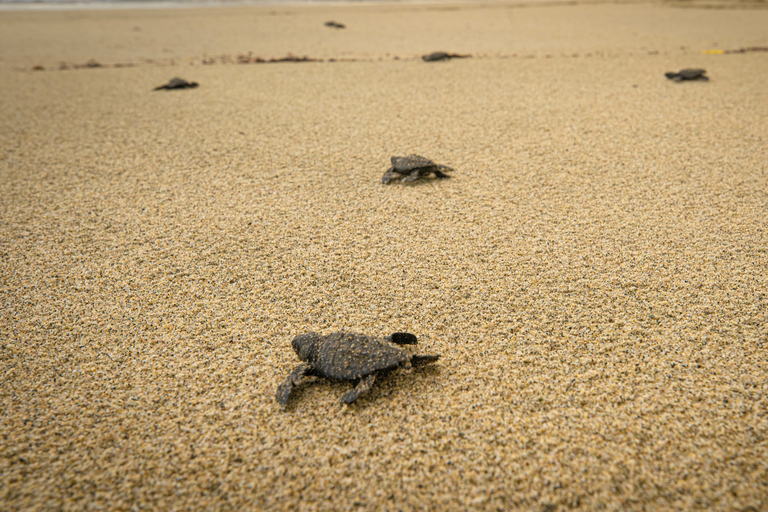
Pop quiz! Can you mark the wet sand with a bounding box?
[1,1,767,509]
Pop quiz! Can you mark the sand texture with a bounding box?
[1,1,767,510]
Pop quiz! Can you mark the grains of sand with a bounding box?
[1,1,767,510]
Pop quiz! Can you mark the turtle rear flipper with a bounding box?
[411,354,440,366]
[341,374,376,404]
[389,332,417,345]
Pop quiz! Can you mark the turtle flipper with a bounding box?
[432,168,451,179]
[388,332,418,345]
[411,354,440,366]
[341,374,376,404]
[276,362,314,410]
[382,167,396,184]
[403,169,422,182]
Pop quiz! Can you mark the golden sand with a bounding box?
[1,1,767,509]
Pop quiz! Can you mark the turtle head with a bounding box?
[292,332,320,362]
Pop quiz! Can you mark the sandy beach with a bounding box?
[1,0,767,509]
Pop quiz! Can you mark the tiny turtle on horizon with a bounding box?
[153,77,199,91]
[276,331,440,409]
[382,154,454,184]
[422,51,470,62]
[665,68,708,82]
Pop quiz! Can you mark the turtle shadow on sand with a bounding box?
[276,331,440,410]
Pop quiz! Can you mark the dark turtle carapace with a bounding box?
[382,154,454,184]
[153,77,199,91]
[665,69,709,82]
[276,331,440,409]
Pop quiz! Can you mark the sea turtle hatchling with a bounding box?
[382,154,454,184]
[665,68,709,82]
[153,77,199,91]
[276,331,440,409]
[422,51,470,62]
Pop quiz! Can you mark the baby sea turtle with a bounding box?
[153,77,199,91]
[324,21,346,29]
[382,154,454,184]
[276,331,440,409]
[422,51,470,62]
[665,68,708,82]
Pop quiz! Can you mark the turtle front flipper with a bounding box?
[276,362,314,410]
[432,168,451,179]
[382,167,396,184]
[403,169,422,182]
[341,374,376,404]
[388,332,417,345]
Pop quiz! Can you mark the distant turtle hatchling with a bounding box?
[665,68,709,82]
[276,331,440,409]
[382,154,454,184]
[422,51,470,62]
[153,77,199,91]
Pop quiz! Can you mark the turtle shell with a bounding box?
[391,154,439,172]
[677,68,706,80]
[313,332,410,380]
